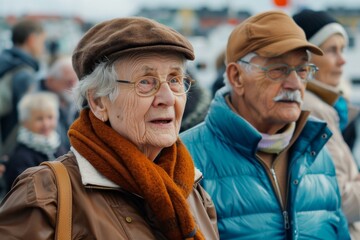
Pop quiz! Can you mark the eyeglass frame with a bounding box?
[238,59,319,82]
[116,75,194,97]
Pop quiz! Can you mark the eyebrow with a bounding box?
[140,66,184,75]
[265,54,309,64]
[141,66,156,75]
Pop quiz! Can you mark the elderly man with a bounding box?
[181,10,350,239]
[38,56,78,148]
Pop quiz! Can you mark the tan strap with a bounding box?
[41,161,72,240]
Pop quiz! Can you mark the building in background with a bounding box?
[1,5,360,96]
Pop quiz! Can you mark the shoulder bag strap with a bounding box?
[41,161,72,240]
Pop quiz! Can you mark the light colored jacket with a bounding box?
[181,89,350,240]
[0,149,219,239]
[304,80,360,239]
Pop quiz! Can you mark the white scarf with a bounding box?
[17,126,61,160]
[257,122,296,154]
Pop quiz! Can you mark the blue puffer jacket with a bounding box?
[181,89,350,240]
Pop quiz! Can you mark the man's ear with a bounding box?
[87,90,108,122]
[226,63,245,95]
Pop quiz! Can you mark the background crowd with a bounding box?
[0,1,360,239]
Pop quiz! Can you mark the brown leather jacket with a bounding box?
[0,151,219,239]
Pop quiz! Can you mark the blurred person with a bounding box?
[211,49,226,97]
[38,56,79,149]
[0,17,219,239]
[293,9,360,239]
[46,38,61,66]
[180,71,211,132]
[337,76,358,150]
[181,10,350,239]
[0,19,46,157]
[4,92,67,192]
[0,163,5,199]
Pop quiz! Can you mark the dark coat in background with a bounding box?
[4,143,67,192]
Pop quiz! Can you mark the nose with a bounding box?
[152,80,176,106]
[283,70,303,90]
[40,118,55,135]
[337,52,346,66]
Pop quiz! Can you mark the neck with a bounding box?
[227,94,286,134]
[18,44,35,58]
[140,146,162,162]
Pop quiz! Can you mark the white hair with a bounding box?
[18,92,59,123]
[223,52,258,90]
[47,56,73,80]
[72,61,120,110]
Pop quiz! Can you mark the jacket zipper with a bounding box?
[270,166,290,230]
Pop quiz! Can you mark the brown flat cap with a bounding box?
[72,17,194,79]
[226,10,323,64]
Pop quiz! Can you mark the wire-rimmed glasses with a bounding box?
[238,60,318,82]
[116,75,193,97]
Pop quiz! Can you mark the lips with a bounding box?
[332,71,342,76]
[150,118,173,124]
[278,99,297,103]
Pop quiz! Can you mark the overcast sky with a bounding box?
[1,0,360,21]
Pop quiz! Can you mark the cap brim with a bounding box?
[108,45,195,61]
[256,38,323,57]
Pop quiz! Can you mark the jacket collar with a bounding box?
[307,79,360,123]
[207,88,262,156]
[71,147,119,188]
[306,79,339,105]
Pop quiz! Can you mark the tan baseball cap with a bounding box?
[226,10,323,64]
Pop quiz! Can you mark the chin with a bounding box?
[280,109,301,123]
[153,134,178,148]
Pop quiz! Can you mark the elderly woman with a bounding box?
[4,92,67,192]
[0,17,218,240]
[294,9,360,239]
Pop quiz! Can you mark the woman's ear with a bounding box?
[87,90,108,122]
[226,63,245,95]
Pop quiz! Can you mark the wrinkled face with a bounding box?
[230,49,309,134]
[100,52,187,159]
[311,34,346,87]
[23,108,58,136]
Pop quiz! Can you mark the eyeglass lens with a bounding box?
[136,76,191,96]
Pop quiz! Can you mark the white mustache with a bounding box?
[273,90,303,104]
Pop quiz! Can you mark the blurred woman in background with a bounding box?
[4,92,67,191]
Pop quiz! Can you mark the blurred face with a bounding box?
[229,49,309,134]
[23,108,58,136]
[52,65,78,92]
[311,34,346,87]
[98,52,187,160]
[29,32,46,59]
[49,65,78,103]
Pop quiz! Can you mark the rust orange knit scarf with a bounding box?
[68,109,204,240]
